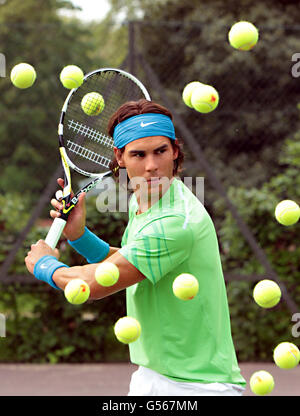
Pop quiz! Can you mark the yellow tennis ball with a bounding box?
[273,342,300,369]
[10,63,36,89]
[182,81,205,108]
[173,273,199,300]
[275,200,300,226]
[60,65,84,89]
[95,262,119,287]
[81,92,105,116]
[228,21,259,51]
[250,370,274,396]
[114,316,141,344]
[64,278,90,305]
[253,279,281,308]
[190,84,219,113]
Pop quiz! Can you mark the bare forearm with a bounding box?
[52,262,124,300]
[52,250,145,301]
[104,246,120,259]
[52,247,120,299]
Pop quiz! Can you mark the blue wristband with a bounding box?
[68,227,110,263]
[34,255,69,290]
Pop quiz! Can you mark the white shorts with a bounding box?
[128,366,245,396]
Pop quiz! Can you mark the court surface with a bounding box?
[0,362,299,396]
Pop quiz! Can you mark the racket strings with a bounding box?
[67,119,113,149]
[66,140,111,169]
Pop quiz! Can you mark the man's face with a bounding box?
[114,135,178,199]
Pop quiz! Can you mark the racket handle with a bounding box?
[45,217,67,249]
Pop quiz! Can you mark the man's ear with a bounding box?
[173,139,179,160]
[113,147,125,167]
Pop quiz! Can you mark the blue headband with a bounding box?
[113,113,176,149]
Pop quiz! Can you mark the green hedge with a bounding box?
[0,196,130,363]
[0,282,128,363]
[217,131,300,361]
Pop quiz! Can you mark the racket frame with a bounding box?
[45,68,150,249]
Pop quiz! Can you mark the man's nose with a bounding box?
[145,155,158,172]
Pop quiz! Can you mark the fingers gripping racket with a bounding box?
[45,68,151,249]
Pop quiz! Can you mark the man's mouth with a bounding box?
[146,177,160,182]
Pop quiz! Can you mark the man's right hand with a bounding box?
[50,178,87,241]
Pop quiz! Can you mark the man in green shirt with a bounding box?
[25,99,246,395]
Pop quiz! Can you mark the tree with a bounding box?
[0,0,96,194]
[125,0,300,193]
[214,106,300,360]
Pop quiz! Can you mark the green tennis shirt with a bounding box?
[119,177,246,386]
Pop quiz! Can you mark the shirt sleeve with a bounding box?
[119,214,194,284]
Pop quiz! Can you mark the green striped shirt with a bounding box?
[119,178,246,385]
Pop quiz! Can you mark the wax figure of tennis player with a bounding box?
[25,99,246,396]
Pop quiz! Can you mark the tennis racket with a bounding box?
[45,68,151,249]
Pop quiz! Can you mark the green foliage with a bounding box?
[0,192,46,272]
[1,0,300,363]
[215,110,300,361]
[0,0,95,194]
[88,19,128,68]
[227,281,292,362]
[134,0,300,191]
[0,195,129,363]
[0,282,128,363]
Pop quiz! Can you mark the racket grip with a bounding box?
[45,217,67,249]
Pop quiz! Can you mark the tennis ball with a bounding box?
[253,279,281,308]
[95,262,119,287]
[10,63,36,89]
[114,316,141,344]
[273,342,300,369]
[250,370,274,396]
[60,65,84,89]
[173,273,199,300]
[64,278,90,305]
[228,21,259,51]
[81,92,105,116]
[190,84,219,113]
[182,81,205,108]
[275,200,300,226]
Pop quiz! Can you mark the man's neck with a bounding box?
[135,177,175,215]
